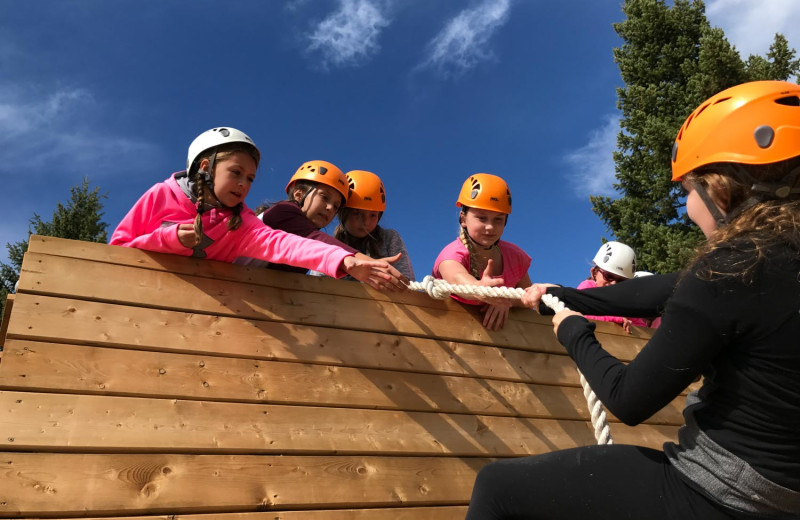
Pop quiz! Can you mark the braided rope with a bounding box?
[407,275,614,445]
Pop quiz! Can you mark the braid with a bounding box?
[459,226,480,279]
[227,203,243,231]
[193,173,205,241]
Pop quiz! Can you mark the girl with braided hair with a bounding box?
[465,81,800,519]
[110,127,406,291]
[433,173,532,330]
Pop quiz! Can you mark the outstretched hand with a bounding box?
[344,254,408,292]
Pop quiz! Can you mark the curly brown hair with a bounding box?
[685,158,800,282]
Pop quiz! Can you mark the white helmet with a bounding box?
[592,241,636,280]
[186,127,260,175]
[634,271,654,278]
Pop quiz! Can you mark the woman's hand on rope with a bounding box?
[482,302,511,330]
[344,255,407,292]
[177,224,200,248]
[521,283,558,310]
[552,309,583,335]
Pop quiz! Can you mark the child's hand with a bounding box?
[521,283,559,310]
[482,302,511,331]
[621,317,633,334]
[552,309,583,335]
[373,253,411,288]
[343,255,407,292]
[177,223,200,248]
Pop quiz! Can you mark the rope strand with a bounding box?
[407,275,613,445]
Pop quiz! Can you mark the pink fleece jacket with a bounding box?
[109,173,352,278]
[576,278,650,328]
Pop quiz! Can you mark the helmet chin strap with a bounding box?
[691,179,728,228]
[198,152,237,212]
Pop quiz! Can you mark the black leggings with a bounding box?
[465,445,745,520]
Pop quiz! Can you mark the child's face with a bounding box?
[295,184,344,228]
[591,266,626,287]
[461,208,507,248]
[204,151,257,207]
[343,209,381,238]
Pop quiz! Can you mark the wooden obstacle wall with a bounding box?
[0,236,683,519]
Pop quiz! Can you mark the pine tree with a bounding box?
[0,178,108,315]
[591,0,799,273]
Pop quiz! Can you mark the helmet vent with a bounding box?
[712,96,731,105]
[319,167,328,175]
[775,95,800,106]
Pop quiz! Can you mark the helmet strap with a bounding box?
[198,151,236,212]
[691,178,728,228]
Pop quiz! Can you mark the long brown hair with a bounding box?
[685,158,800,282]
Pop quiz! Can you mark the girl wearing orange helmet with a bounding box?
[433,173,532,331]
[238,160,407,290]
[333,170,415,280]
[467,82,800,520]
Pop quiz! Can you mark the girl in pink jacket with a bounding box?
[110,127,403,291]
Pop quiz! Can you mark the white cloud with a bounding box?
[307,0,391,68]
[706,0,800,60]
[0,86,155,174]
[564,115,620,198]
[418,0,511,78]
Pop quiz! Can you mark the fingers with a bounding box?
[482,304,510,331]
[552,309,582,335]
[521,285,546,308]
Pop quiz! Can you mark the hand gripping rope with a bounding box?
[407,275,614,445]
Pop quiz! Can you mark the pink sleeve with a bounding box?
[234,213,353,278]
[432,240,469,278]
[575,278,624,323]
[109,183,186,254]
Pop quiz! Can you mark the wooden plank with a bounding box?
[17,254,650,356]
[0,453,483,517]
[39,507,470,520]
[0,341,685,425]
[0,293,13,349]
[6,294,643,384]
[0,391,678,455]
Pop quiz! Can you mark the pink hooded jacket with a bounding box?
[109,174,352,277]
[576,278,650,328]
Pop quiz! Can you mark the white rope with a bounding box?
[408,275,614,445]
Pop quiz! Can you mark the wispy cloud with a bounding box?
[564,115,620,198]
[417,0,511,78]
[306,0,391,69]
[0,85,156,175]
[706,0,800,60]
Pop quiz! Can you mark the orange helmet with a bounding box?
[672,81,800,181]
[285,160,349,201]
[456,173,512,214]
[345,170,386,211]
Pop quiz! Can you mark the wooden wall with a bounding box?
[0,236,682,519]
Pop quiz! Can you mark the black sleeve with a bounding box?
[555,271,730,425]
[540,272,679,318]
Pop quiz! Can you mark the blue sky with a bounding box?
[2,0,799,287]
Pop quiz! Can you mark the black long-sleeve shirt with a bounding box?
[544,246,800,490]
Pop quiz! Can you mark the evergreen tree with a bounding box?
[0,178,107,316]
[591,0,799,273]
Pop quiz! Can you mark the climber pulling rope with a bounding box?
[407,275,613,445]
